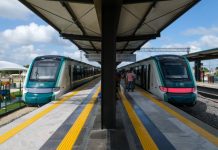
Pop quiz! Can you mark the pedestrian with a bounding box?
[132,70,136,91]
[126,70,135,92]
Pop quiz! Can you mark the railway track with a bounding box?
[197,86,218,102]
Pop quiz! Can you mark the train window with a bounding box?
[73,66,77,81]
[160,61,189,80]
[30,59,60,81]
[148,64,150,90]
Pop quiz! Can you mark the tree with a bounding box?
[201,67,209,72]
[24,65,29,68]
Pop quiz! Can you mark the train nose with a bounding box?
[24,92,54,106]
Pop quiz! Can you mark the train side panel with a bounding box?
[146,59,165,101]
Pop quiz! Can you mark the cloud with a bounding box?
[0,21,100,66]
[163,26,218,53]
[1,23,57,45]
[0,44,99,66]
[184,26,218,36]
[0,22,100,66]
[0,0,32,19]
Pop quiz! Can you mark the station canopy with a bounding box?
[20,0,199,54]
[185,48,218,61]
[0,61,27,71]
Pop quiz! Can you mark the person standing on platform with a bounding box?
[126,69,135,92]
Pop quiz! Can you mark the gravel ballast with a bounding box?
[178,95,218,129]
[0,107,37,127]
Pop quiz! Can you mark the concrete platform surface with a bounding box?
[120,86,218,150]
[0,79,100,150]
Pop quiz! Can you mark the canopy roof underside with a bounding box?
[185,48,218,61]
[20,0,199,54]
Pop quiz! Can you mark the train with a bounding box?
[23,55,100,105]
[118,55,197,106]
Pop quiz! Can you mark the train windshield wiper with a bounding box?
[35,68,39,79]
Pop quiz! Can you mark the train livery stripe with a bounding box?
[136,87,218,147]
[0,81,92,144]
[57,86,101,150]
[119,89,158,150]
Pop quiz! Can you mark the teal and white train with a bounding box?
[119,55,197,106]
[23,55,100,105]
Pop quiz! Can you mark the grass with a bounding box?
[0,101,26,116]
[11,91,22,98]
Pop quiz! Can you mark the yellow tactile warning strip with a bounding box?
[57,86,101,150]
[0,81,93,144]
[119,88,158,150]
[136,87,218,147]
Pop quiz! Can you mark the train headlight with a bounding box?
[53,87,60,93]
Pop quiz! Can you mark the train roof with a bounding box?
[118,54,186,69]
[34,55,100,68]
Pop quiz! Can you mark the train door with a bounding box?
[143,65,147,90]
[141,65,144,87]
[147,64,151,90]
[68,65,72,88]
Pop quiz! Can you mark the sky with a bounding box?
[0,0,218,70]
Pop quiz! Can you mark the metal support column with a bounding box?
[101,0,122,129]
[194,60,201,82]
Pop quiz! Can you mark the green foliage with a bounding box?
[215,71,218,77]
[11,91,22,98]
[24,65,29,68]
[201,67,209,72]
[0,101,25,115]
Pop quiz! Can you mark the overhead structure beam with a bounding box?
[123,1,157,50]
[49,0,169,4]
[123,0,169,4]
[60,1,97,51]
[101,0,122,129]
[62,33,159,41]
[134,0,200,53]
[48,0,93,3]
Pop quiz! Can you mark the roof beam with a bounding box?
[48,0,169,4]
[48,0,93,4]
[123,0,169,4]
[62,33,101,41]
[80,48,101,52]
[81,48,138,52]
[60,1,97,51]
[94,0,102,30]
[62,33,159,41]
[122,1,156,50]
[118,33,159,41]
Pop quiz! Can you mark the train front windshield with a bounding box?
[30,59,60,81]
[159,57,190,80]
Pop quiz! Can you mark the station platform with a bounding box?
[0,79,218,150]
[0,78,101,150]
[118,86,218,150]
[197,82,218,89]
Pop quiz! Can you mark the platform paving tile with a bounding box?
[0,81,100,150]
[127,91,218,150]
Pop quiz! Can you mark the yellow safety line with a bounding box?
[0,81,93,144]
[57,86,100,150]
[119,89,158,150]
[136,87,218,147]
